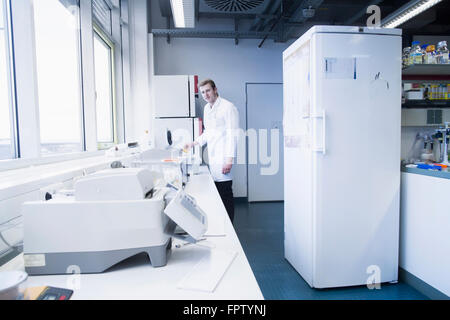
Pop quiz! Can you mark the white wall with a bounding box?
[413,35,450,47]
[153,36,291,197]
[148,1,300,197]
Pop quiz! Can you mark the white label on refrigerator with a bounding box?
[324,57,356,80]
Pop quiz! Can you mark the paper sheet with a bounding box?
[204,215,226,236]
[177,249,238,293]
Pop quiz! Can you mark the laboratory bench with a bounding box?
[1,166,263,300]
[400,165,450,298]
[401,164,450,179]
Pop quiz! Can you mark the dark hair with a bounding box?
[198,79,217,90]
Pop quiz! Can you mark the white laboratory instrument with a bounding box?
[164,189,207,242]
[436,122,450,166]
[0,271,27,300]
[283,26,402,288]
[22,168,208,275]
[133,148,202,189]
[154,117,201,152]
[132,148,187,189]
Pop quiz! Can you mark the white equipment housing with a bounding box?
[22,168,207,275]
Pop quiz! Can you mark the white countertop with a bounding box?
[3,167,263,300]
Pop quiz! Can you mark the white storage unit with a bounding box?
[283,26,402,288]
[153,75,202,158]
[154,75,197,118]
[400,172,450,297]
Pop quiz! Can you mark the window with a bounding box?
[33,0,83,155]
[93,30,115,146]
[0,0,15,160]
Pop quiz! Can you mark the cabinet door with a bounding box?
[154,76,190,118]
[402,108,450,126]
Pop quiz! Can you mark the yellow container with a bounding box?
[430,85,438,100]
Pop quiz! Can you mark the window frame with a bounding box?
[32,0,86,156]
[1,0,18,160]
[0,0,128,171]
[93,23,117,149]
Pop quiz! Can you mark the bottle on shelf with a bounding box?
[409,41,423,65]
[420,44,428,63]
[436,41,449,64]
[423,83,431,100]
[439,84,444,100]
[425,45,436,64]
[402,47,411,68]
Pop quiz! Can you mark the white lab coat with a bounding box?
[195,97,239,182]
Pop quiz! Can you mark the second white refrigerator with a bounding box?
[283,26,402,288]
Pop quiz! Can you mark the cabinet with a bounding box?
[402,64,450,126]
[153,75,198,118]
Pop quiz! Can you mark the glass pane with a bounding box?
[0,0,13,160]
[33,0,83,154]
[94,33,114,143]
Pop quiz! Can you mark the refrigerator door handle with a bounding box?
[311,110,326,155]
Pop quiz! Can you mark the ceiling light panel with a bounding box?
[170,0,195,28]
[381,0,442,28]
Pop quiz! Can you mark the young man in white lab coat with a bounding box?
[184,79,239,222]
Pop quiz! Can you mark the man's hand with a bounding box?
[183,142,196,152]
[222,163,232,174]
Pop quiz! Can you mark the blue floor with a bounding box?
[233,201,429,300]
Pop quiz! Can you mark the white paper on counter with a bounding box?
[177,249,238,293]
[204,215,226,236]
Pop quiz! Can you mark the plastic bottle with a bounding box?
[402,47,411,67]
[423,83,431,100]
[425,45,436,64]
[436,41,449,64]
[421,44,428,63]
[430,85,438,100]
[409,41,423,64]
[442,84,447,100]
[443,84,447,100]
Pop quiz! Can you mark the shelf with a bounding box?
[402,100,450,109]
[402,64,450,81]
[402,64,450,75]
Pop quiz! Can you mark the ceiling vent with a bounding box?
[200,0,269,14]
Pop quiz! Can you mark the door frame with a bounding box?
[245,82,283,202]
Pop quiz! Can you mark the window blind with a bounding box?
[92,0,112,35]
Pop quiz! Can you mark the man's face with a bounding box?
[200,83,218,105]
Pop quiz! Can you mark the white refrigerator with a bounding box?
[154,75,197,118]
[283,26,402,288]
[153,75,202,157]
